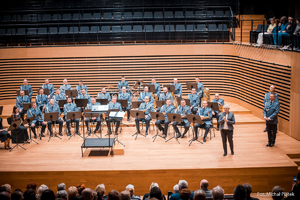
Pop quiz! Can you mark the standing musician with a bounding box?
[60,79,72,96]
[172,99,191,138]
[45,99,63,137]
[85,97,101,135]
[76,80,88,96]
[42,79,54,98]
[135,96,154,136]
[155,98,175,138]
[195,77,204,104]
[27,102,47,139]
[20,79,33,101]
[193,100,212,142]
[188,88,200,114]
[171,78,182,98]
[138,86,154,103]
[106,96,122,134]
[218,104,235,156]
[97,87,111,102]
[263,93,280,147]
[64,97,80,136]
[149,77,161,96]
[118,87,132,121]
[263,85,279,132]
[16,90,30,120]
[76,88,91,104]
[35,88,49,112]
[117,76,129,93]
[211,93,225,131]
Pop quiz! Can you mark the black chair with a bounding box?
[62,14,72,21]
[82,13,92,20]
[133,12,143,19]
[144,12,153,19]
[2,15,11,22]
[215,11,224,17]
[52,14,61,21]
[42,14,51,21]
[132,25,144,41]
[93,13,101,20]
[186,11,194,18]
[113,12,122,20]
[72,13,81,21]
[195,11,205,18]
[111,26,121,33]
[122,25,132,41]
[22,14,32,22]
[123,12,132,19]
[175,11,184,18]
[164,11,173,19]
[206,11,214,18]
[154,11,163,19]
[90,26,100,43]
[102,13,112,20]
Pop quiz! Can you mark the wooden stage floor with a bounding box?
[0,102,299,196]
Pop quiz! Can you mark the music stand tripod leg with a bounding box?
[113,121,125,147]
[152,118,165,142]
[24,123,39,145]
[189,121,203,146]
[165,120,180,144]
[48,122,62,142]
[10,131,26,152]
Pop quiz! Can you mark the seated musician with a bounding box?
[172,99,191,138]
[149,77,161,96]
[155,99,175,138]
[188,88,199,114]
[76,88,91,104]
[117,76,129,93]
[171,78,182,98]
[106,96,122,134]
[53,88,66,113]
[11,106,29,143]
[138,86,154,103]
[76,80,88,96]
[27,102,47,139]
[211,93,225,130]
[97,87,111,102]
[0,116,11,149]
[85,97,101,135]
[157,87,173,111]
[16,90,30,120]
[42,79,54,98]
[35,88,49,112]
[45,99,63,137]
[20,79,33,101]
[60,79,72,96]
[135,96,154,136]
[64,97,80,136]
[118,87,131,121]
[193,101,212,142]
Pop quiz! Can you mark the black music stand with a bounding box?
[150,112,166,142]
[156,101,166,108]
[67,111,83,140]
[130,110,146,140]
[0,106,3,115]
[143,84,155,93]
[108,110,125,147]
[134,79,144,95]
[84,112,100,138]
[176,98,191,107]
[166,113,182,144]
[186,82,198,91]
[37,88,50,96]
[65,90,78,98]
[8,120,24,151]
[208,102,221,111]
[117,99,128,108]
[58,100,67,108]
[16,90,29,96]
[44,112,61,142]
[75,99,88,108]
[96,99,108,105]
[163,85,175,93]
[23,116,38,145]
[23,103,31,111]
[186,114,203,146]
[132,101,144,109]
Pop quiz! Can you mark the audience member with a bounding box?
[272,186,284,200]
[143,183,165,200]
[40,189,55,200]
[120,190,131,200]
[0,191,11,200]
[11,190,23,200]
[1,184,12,194]
[107,190,120,200]
[125,184,140,200]
[200,180,212,198]
[95,184,106,200]
[0,186,8,193]
[212,186,224,200]
[173,185,179,194]
[293,19,300,49]
[170,180,194,200]
[193,190,206,200]
[77,184,86,196]
[180,189,191,200]
[243,183,258,200]
[286,172,300,200]
[82,188,94,200]
[23,189,37,200]
[68,186,79,200]
[149,187,163,200]
[26,183,37,192]
[92,190,98,200]
[234,185,247,200]
[57,184,66,191]
[37,185,49,200]
[56,190,68,200]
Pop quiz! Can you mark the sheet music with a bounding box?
[109,112,125,118]
[92,105,108,111]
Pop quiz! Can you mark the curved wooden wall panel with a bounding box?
[0,54,291,121]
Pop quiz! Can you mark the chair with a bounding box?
[69,27,79,34]
[42,14,51,21]
[6,29,16,35]
[175,25,185,32]
[154,25,164,32]
[11,15,22,22]
[0,29,6,36]
[16,28,26,35]
[165,25,175,32]
[62,14,72,20]
[38,28,48,35]
[122,25,132,32]
[52,14,61,21]
[72,13,81,21]
[175,11,184,18]
[133,25,143,32]
[113,12,122,20]
[195,11,205,18]
[208,24,217,31]
[58,27,68,34]
[123,12,132,19]
[93,13,101,20]
[225,10,231,17]
[154,12,163,19]
[80,26,89,34]
[206,11,214,18]
[186,11,194,18]
[197,24,206,31]
[22,14,32,22]
[200,124,216,140]
[2,15,11,22]
[49,27,58,34]
[90,26,100,33]
[82,13,92,20]
[218,24,228,31]
[164,11,173,18]
[102,13,112,19]
[133,12,143,19]
[186,25,195,31]
[27,28,37,35]
[215,11,224,17]
[111,26,121,33]
[145,25,153,32]
[144,12,153,19]
[101,26,110,33]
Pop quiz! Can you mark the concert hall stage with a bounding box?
[0,101,299,197]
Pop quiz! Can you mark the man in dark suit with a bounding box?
[243,183,259,200]
[218,104,235,156]
[200,179,212,198]
[263,93,280,147]
[169,180,194,200]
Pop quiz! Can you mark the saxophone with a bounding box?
[152,93,158,108]
[171,92,178,108]
[218,103,224,112]
[202,88,210,104]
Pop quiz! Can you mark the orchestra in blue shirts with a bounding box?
[16,90,31,119]
[27,102,47,139]
[20,79,33,101]
[118,87,132,121]
[171,78,182,98]
[193,101,212,142]
[85,97,101,135]
[138,86,154,103]
[76,80,88,96]
[45,99,63,136]
[35,88,49,112]
[42,79,55,98]
[106,96,122,134]
[155,99,175,138]
[172,99,191,138]
[64,97,80,136]
[60,79,72,96]
[97,88,111,102]
[117,76,129,93]
[188,88,200,114]
[135,96,155,135]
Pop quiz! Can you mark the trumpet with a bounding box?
[218,103,224,112]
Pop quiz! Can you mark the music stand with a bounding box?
[183,99,191,107]
[66,111,83,140]
[186,114,203,146]
[108,110,125,147]
[165,113,182,144]
[84,112,100,138]
[156,101,166,108]
[134,79,144,95]
[75,99,88,108]
[143,84,155,93]
[23,103,31,111]
[150,112,166,142]
[208,102,221,111]
[163,85,175,93]
[16,90,29,96]
[132,101,144,109]
[96,99,108,105]
[8,120,25,152]
[186,82,198,91]
[0,106,3,115]
[117,99,128,108]
[65,90,78,98]
[44,112,61,142]
[37,88,50,96]
[130,110,146,140]
[58,100,67,108]
[23,116,38,145]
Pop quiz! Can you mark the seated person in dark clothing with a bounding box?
[193,190,206,200]
[234,185,247,200]
[120,190,131,200]
[125,184,141,200]
[180,189,191,200]
[68,186,81,200]
[0,117,11,149]
[200,179,212,198]
[243,183,259,200]
[95,184,107,200]
[149,187,163,200]
[170,180,194,200]
[11,106,29,143]
[143,183,166,200]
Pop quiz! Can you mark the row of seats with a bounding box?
[0,24,229,35]
[1,10,231,22]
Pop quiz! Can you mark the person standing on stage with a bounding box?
[76,80,88,96]
[118,76,129,93]
[194,100,212,142]
[263,85,279,132]
[106,96,122,134]
[97,87,111,102]
[149,77,161,96]
[263,93,280,147]
[135,96,154,135]
[42,79,54,98]
[155,98,175,138]
[138,86,154,103]
[118,87,132,121]
[171,78,182,98]
[45,99,63,137]
[60,79,72,96]
[20,79,33,101]
[188,88,199,114]
[218,104,235,156]
[172,99,191,138]
[211,93,225,131]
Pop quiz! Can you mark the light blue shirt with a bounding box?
[27,107,44,124]
[20,85,33,98]
[60,84,72,95]
[117,81,129,92]
[42,84,55,97]
[63,103,78,117]
[76,84,88,95]
[159,92,173,103]
[171,82,182,96]
[196,107,212,125]
[196,82,204,97]
[45,103,61,120]
[53,93,65,104]
[35,94,49,108]
[16,95,30,110]
[149,82,161,95]
[188,93,200,108]
[264,92,279,104]
[138,102,155,119]
[118,92,131,106]
[76,93,91,104]
[160,104,175,121]
[97,92,111,102]
[108,102,122,111]
[138,92,154,103]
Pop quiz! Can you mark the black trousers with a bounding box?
[135,118,150,132]
[47,119,63,134]
[155,120,171,135]
[122,107,131,120]
[85,118,101,132]
[172,121,189,135]
[267,123,277,145]
[106,118,121,133]
[221,129,234,154]
[194,123,210,138]
[66,119,79,133]
[30,121,46,135]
